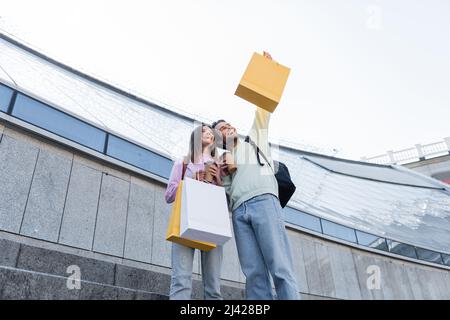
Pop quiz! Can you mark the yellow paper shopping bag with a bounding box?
[235,52,291,113]
[165,180,217,251]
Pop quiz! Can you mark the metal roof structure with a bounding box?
[1,31,449,264]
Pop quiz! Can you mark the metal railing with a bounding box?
[362,138,450,165]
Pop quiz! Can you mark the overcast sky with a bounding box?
[1,0,449,160]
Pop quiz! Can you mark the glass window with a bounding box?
[0,83,14,113]
[415,247,444,264]
[107,134,173,179]
[355,230,389,251]
[442,254,450,267]
[283,206,322,233]
[12,94,106,152]
[321,219,357,243]
[387,240,418,259]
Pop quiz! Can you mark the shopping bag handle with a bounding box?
[182,161,187,180]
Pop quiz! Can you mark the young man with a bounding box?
[212,78,300,299]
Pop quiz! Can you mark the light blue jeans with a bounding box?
[169,243,223,300]
[232,193,300,300]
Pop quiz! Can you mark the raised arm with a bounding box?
[247,51,274,158]
[248,106,272,159]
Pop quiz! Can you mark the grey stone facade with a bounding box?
[0,123,449,300]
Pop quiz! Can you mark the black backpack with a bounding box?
[245,136,296,208]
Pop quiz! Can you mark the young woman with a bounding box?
[164,124,223,300]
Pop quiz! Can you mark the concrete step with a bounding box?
[0,265,168,300]
[0,238,244,300]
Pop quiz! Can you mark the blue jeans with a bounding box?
[170,243,223,300]
[233,193,300,300]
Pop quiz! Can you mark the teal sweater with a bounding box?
[222,107,278,212]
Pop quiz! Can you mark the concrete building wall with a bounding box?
[1,122,449,299]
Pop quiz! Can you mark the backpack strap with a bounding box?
[245,136,273,170]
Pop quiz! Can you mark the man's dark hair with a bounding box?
[211,119,226,129]
[211,119,227,149]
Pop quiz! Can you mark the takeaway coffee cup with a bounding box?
[204,161,215,183]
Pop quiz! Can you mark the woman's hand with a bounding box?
[213,164,223,186]
[206,163,223,185]
[195,170,206,181]
[206,163,218,177]
[215,173,223,186]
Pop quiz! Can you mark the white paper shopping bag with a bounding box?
[180,177,232,245]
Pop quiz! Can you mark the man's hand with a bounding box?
[263,51,273,60]
[206,163,224,185]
